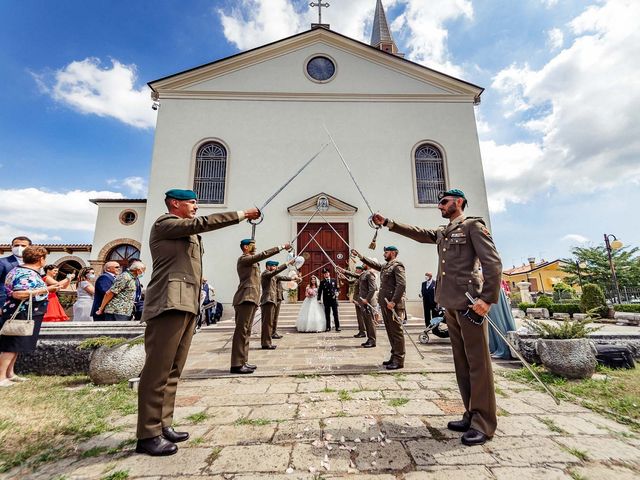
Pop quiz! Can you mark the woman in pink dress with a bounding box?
[42,265,73,322]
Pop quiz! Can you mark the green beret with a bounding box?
[165,189,197,200]
[438,189,466,200]
[355,265,364,270]
[240,238,255,247]
[266,260,278,267]
[383,246,398,252]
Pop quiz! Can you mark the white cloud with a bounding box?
[561,234,589,244]
[35,58,156,129]
[541,0,559,8]
[216,0,469,77]
[107,176,148,195]
[546,27,564,50]
[485,0,640,210]
[0,188,123,243]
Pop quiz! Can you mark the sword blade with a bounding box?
[259,143,329,211]
[318,211,351,250]
[464,292,560,405]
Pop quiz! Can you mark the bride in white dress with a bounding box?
[296,276,326,332]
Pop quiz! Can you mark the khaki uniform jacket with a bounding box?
[276,277,285,303]
[389,216,502,310]
[341,270,361,300]
[232,247,280,306]
[359,270,378,306]
[360,257,406,305]
[260,264,289,305]
[142,211,240,321]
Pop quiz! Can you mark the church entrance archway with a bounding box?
[296,222,349,301]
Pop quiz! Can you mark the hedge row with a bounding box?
[615,304,640,313]
[517,302,582,316]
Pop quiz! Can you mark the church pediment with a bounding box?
[288,193,357,216]
[148,28,483,103]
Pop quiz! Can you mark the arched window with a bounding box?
[415,143,446,204]
[107,244,140,269]
[194,142,227,204]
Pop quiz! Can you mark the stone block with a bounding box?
[207,445,292,474]
[552,313,570,320]
[88,343,145,385]
[405,467,494,479]
[291,442,352,473]
[323,416,381,441]
[353,440,412,471]
[491,466,572,479]
[272,419,322,443]
[553,435,640,462]
[526,308,549,319]
[573,313,588,320]
[485,437,576,466]
[407,438,496,466]
[204,424,276,446]
[614,311,640,325]
[380,416,430,439]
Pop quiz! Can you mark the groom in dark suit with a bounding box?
[317,268,340,332]
[420,272,437,328]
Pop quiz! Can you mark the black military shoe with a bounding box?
[261,345,277,350]
[325,328,331,332]
[335,328,341,332]
[230,365,254,374]
[447,418,471,432]
[271,333,282,339]
[353,332,366,338]
[385,362,404,370]
[461,428,489,446]
[362,341,376,348]
[162,426,189,443]
[135,436,178,456]
[244,363,257,370]
[382,359,393,366]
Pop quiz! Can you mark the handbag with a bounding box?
[0,292,34,336]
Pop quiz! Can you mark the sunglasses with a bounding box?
[438,197,455,206]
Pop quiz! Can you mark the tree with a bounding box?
[561,244,640,291]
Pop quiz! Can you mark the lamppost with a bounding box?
[575,260,587,289]
[604,234,623,304]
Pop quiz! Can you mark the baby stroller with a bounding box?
[419,307,448,344]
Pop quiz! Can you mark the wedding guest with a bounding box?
[72,267,95,322]
[42,264,73,322]
[0,246,58,387]
[91,261,120,321]
[95,261,146,321]
[0,236,32,307]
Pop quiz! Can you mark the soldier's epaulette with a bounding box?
[463,216,487,225]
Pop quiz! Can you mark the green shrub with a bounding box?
[78,336,143,350]
[580,283,606,315]
[524,319,601,339]
[518,302,535,312]
[535,295,554,312]
[550,303,582,316]
[509,291,522,306]
[615,304,640,313]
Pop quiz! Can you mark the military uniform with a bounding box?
[341,270,366,336]
[137,209,242,440]
[231,246,282,369]
[272,276,285,337]
[260,263,289,347]
[360,255,406,365]
[358,268,378,344]
[386,214,502,437]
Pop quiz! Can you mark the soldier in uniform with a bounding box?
[358,263,378,348]
[352,246,406,368]
[271,268,287,340]
[336,265,367,339]
[136,189,259,456]
[231,239,292,374]
[370,188,502,446]
[260,260,295,349]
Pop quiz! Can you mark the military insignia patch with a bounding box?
[481,226,492,237]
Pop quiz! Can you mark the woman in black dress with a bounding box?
[0,246,58,387]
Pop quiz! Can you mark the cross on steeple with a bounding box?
[310,1,330,25]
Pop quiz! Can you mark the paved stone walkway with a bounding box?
[6,304,640,479]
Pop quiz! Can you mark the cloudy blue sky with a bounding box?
[0,0,638,268]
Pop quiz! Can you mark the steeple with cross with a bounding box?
[310,1,330,29]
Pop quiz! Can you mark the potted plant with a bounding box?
[525,319,600,379]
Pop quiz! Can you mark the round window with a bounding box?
[306,56,336,82]
[119,210,137,225]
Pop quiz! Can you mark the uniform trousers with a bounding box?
[272,301,282,335]
[324,300,340,330]
[260,302,276,347]
[137,309,196,439]
[445,308,497,437]
[231,302,257,368]
[361,304,377,344]
[354,304,366,334]
[381,305,405,364]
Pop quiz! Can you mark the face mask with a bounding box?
[87,274,96,280]
[137,273,144,279]
[12,246,25,258]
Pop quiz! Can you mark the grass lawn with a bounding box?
[0,375,137,473]
[503,365,640,429]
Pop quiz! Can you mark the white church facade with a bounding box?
[86,1,491,305]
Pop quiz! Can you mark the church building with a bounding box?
[88,0,491,306]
